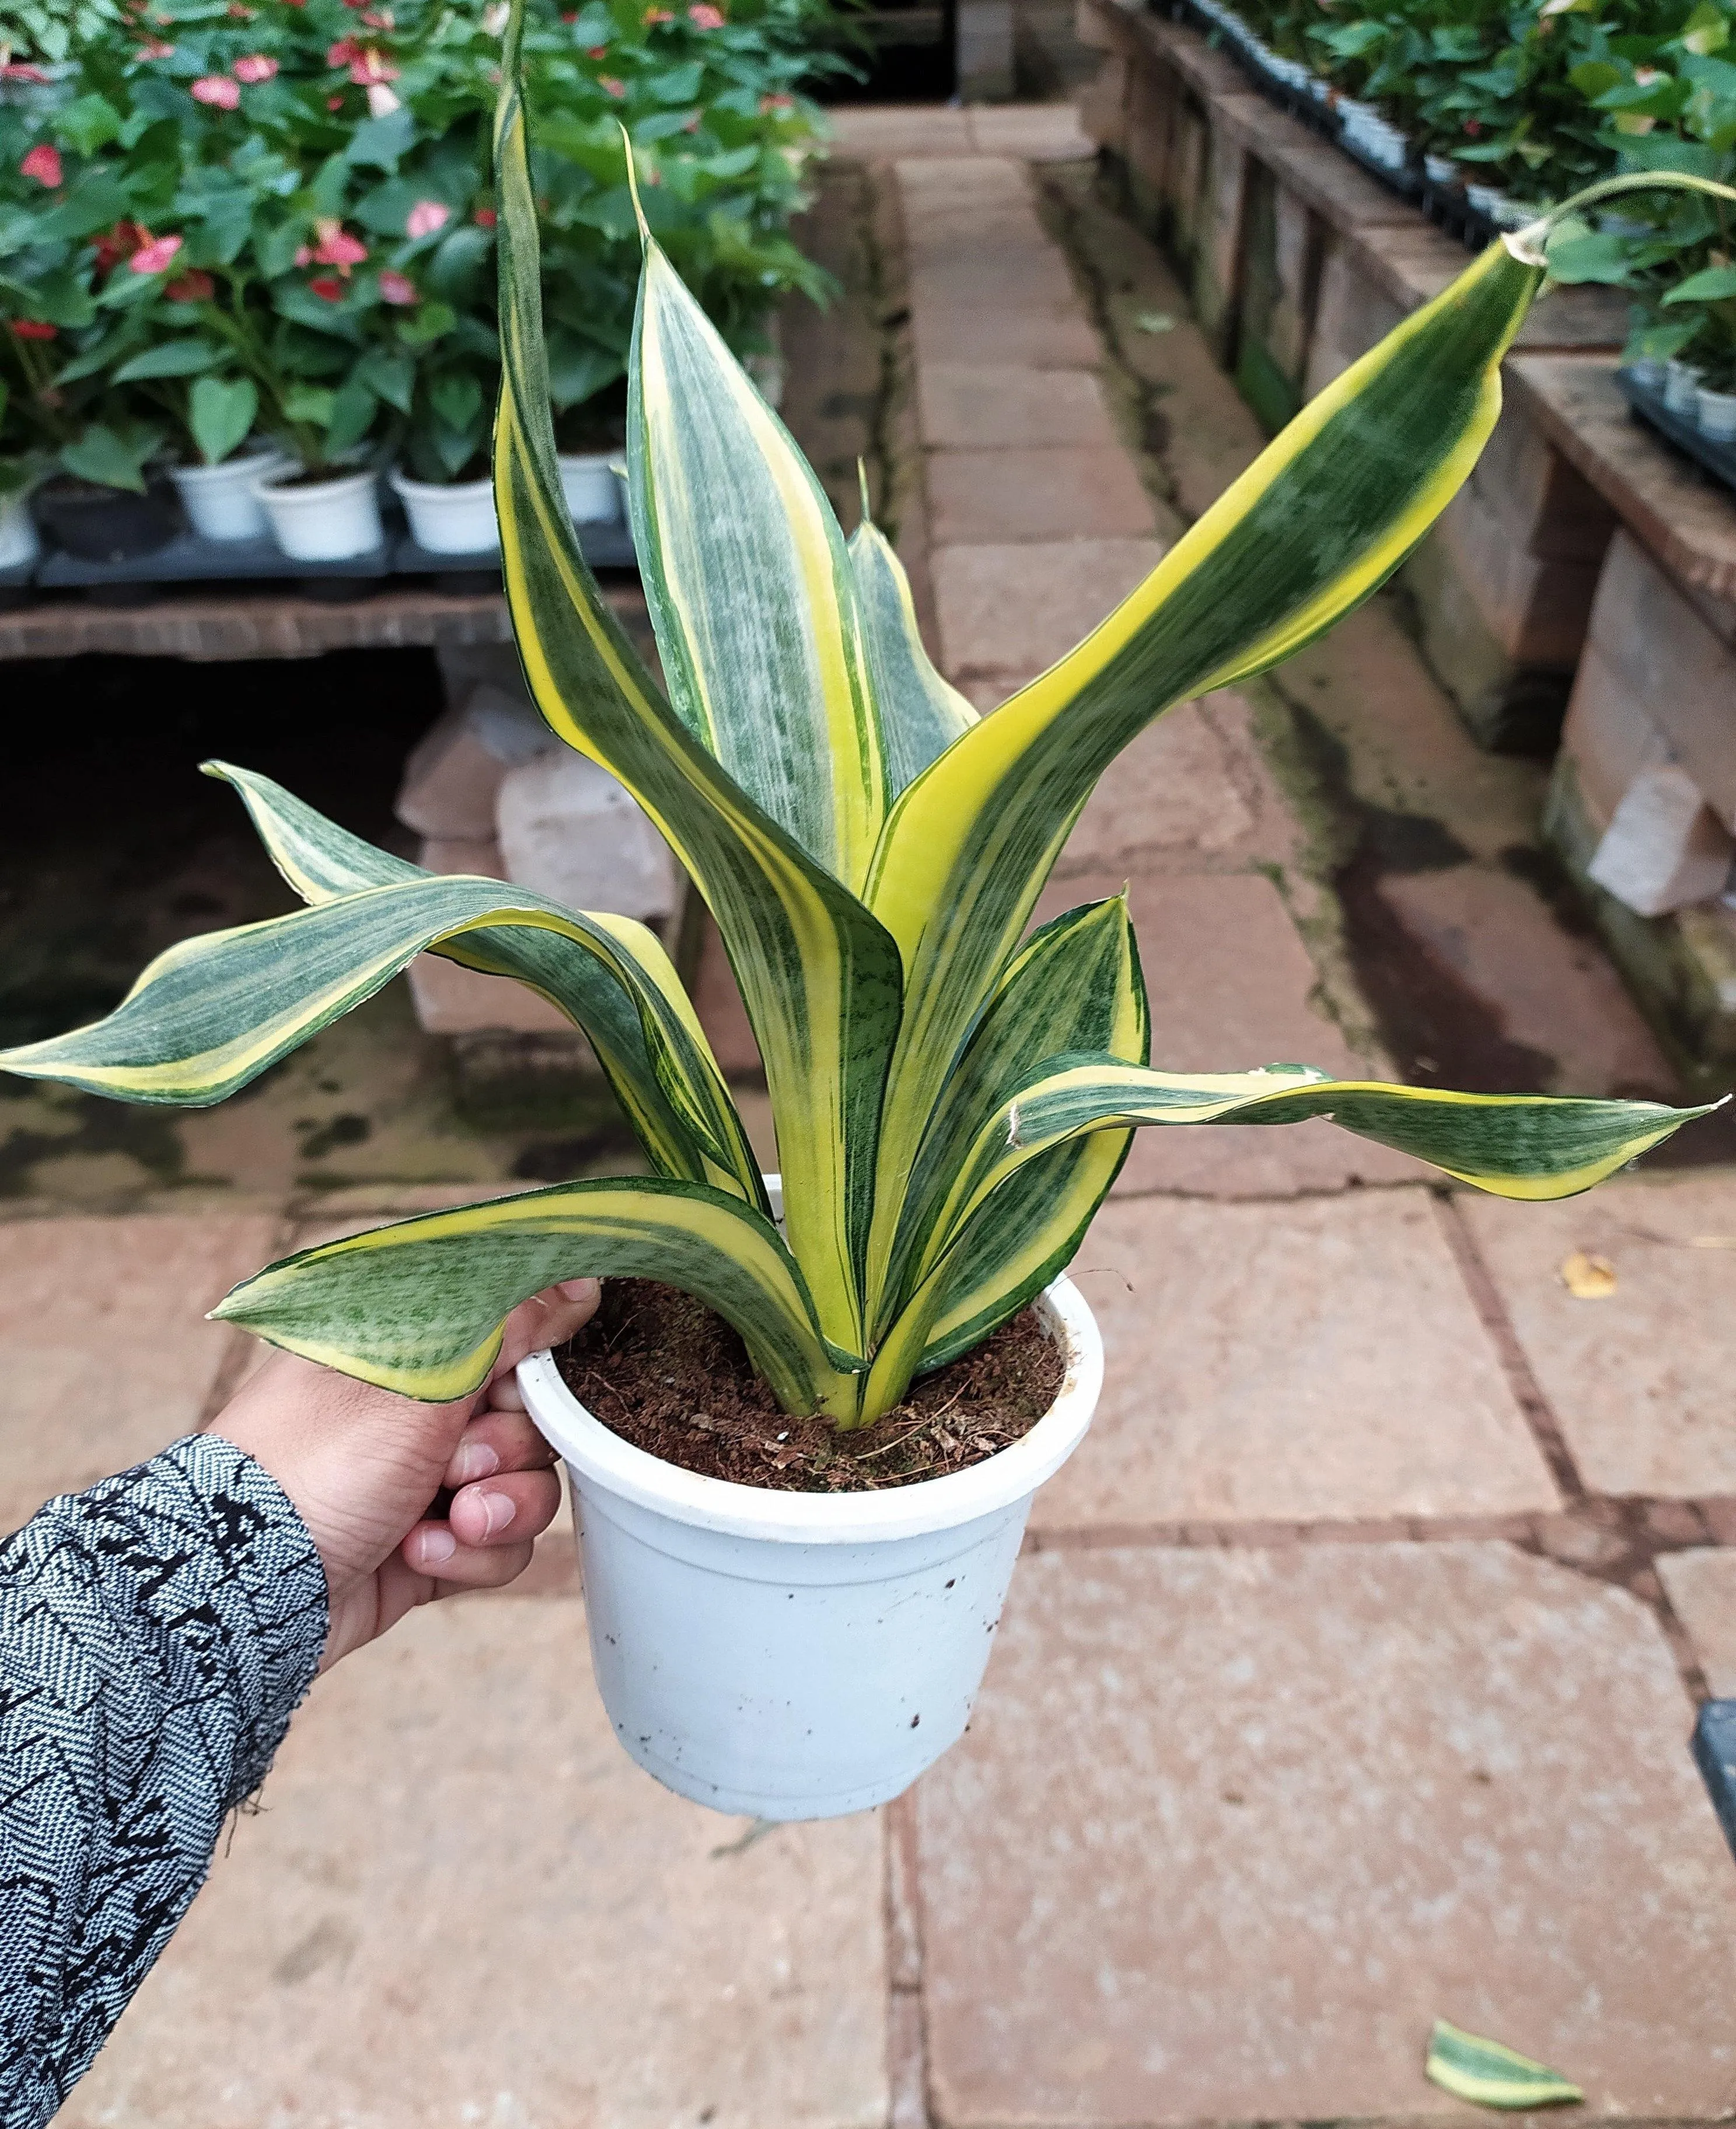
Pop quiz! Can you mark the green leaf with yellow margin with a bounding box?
[863,1056,1709,1412]
[492,10,900,1358]
[1424,2019,1583,2109]
[202,760,757,1200]
[211,1178,861,1416]
[0,875,762,1206]
[858,236,1549,1324]
[847,510,977,800]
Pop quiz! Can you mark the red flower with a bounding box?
[378,269,418,305]
[134,37,175,57]
[473,205,498,227]
[191,74,242,106]
[166,269,214,301]
[1463,118,1482,137]
[0,62,51,81]
[326,37,361,63]
[309,276,344,301]
[232,53,277,80]
[688,5,725,27]
[759,91,792,111]
[327,93,343,108]
[226,3,254,16]
[359,7,394,23]
[19,144,62,187]
[600,74,626,95]
[93,220,151,272]
[586,43,607,55]
[311,219,368,271]
[130,232,184,273]
[406,198,450,239]
[348,46,397,82]
[10,320,57,340]
[643,8,673,20]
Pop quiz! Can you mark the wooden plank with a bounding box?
[1507,355,1736,606]
[0,578,647,664]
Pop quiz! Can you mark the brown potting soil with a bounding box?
[554,1278,1065,1492]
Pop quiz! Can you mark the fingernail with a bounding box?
[449,1438,500,1484]
[557,1277,599,1302]
[478,1491,517,1539]
[418,1525,456,1566]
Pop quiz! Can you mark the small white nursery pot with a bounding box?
[1695,386,1736,443]
[557,451,621,525]
[1664,358,1705,416]
[252,463,383,561]
[0,490,38,569]
[169,444,289,541]
[518,1191,1102,1822]
[390,467,500,554]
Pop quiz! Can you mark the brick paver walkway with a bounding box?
[6,104,1734,2129]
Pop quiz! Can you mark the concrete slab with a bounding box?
[919,1542,1736,2125]
[0,1213,281,1532]
[1038,1190,1555,1529]
[1659,1548,1736,1695]
[918,366,1117,452]
[927,445,1155,545]
[64,1597,888,2129]
[910,299,1102,370]
[1459,1173,1736,1501]
[827,107,976,159]
[932,537,1162,680]
[967,103,1095,161]
[1055,694,1273,878]
[1032,871,1426,1196]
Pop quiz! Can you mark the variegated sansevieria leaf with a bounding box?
[202,760,756,1200]
[861,236,1549,1306]
[862,1055,1707,1413]
[630,230,886,892]
[211,1178,861,1415]
[0,875,759,1200]
[847,512,977,800]
[493,14,900,1354]
[872,894,1147,1340]
[1424,2019,1583,2110]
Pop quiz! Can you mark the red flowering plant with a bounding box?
[0,0,843,492]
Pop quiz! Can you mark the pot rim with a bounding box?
[250,463,379,502]
[388,465,495,500]
[518,1270,1102,1546]
[169,443,291,484]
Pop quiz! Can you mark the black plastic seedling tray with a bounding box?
[1615,367,1736,499]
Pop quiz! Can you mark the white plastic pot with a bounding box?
[390,467,499,554]
[252,463,383,561]
[518,1190,1102,1822]
[1628,355,1668,394]
[558,452,621,525]
[0,491,39,570]
[1696,385,1736,443]
[168,445,289,541]
[1665,358,1706,417]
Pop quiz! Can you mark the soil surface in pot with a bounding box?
[556,1279,1064,1492]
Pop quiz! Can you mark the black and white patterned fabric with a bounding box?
[0,1435,328,2127]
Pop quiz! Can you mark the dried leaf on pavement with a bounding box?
[1559,1248,1617,1299]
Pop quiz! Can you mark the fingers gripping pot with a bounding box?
[516,1183,1102,1820]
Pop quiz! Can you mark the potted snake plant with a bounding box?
[2,64,1723,1815]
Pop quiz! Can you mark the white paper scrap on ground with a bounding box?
[1587,763,1735,918]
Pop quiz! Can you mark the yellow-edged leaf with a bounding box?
[1424,2019,1583,2110]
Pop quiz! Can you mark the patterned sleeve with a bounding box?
[0,1435,329,2129]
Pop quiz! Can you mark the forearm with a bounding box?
[0,1436,327,2127]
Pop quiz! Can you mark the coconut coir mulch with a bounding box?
[555,1278,1064,1492]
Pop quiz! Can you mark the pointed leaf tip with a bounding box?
[619,120,649,245]
[1425,2019,1583,2110]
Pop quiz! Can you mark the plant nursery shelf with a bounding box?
[1507,355,1736,606]
[0,572,648,665]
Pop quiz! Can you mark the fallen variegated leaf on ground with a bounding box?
[1559,1249,1618,1299]
[1425,2018,1584,2109]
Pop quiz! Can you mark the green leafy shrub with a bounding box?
[0,0,839,489]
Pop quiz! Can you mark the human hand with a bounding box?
[208,1278,600,1669]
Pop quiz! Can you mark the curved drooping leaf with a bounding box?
[870,894,1147,1335]
[211,1177,859,1414]
[630,236,888,892]
[861,238,1549,1299]
[493,29,901,1352]
[847,515,977,800]
[0,875,758,1205]
[204,760,756,1198]
[862,1054,1709,1413]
